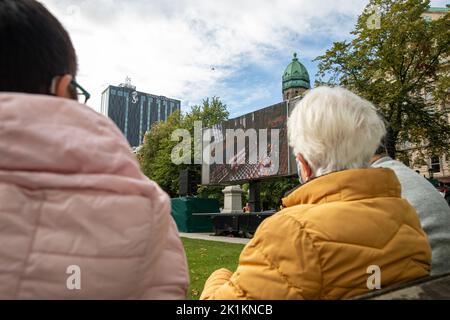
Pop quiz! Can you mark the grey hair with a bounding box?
[287,86,386,177]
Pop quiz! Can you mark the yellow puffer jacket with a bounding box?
[200,168,431,300]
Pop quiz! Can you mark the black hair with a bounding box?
[0,0,77,94]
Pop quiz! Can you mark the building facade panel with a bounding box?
[101,85,181,147]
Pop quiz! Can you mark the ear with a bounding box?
[55,74,73,98]
[370,154,381,164]
[296,153,313,181]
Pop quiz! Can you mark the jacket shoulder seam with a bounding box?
[255,213,323,298]
[248,243,306,298]
[280,213,325,297]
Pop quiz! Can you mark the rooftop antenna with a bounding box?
[119,76,136,90]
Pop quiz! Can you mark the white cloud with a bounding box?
[40,0,371,114]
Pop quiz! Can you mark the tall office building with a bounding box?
[101,79,181,147]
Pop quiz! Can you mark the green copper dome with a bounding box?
[282,53,310,91]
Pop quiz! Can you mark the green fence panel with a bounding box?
[171,197,218,232]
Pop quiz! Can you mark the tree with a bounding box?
[315,0,450,159]
[138,110,186,196]
[138,97,229,197]
[259,177,299,210]
[183,96,229,134]
[184,97,229,201]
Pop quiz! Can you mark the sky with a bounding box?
[41,0,449,118]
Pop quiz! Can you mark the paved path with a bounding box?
[179,232,250,245]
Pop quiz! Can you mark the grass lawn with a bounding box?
[181,237,245,300]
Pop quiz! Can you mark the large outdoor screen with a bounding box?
[202,99,299,185]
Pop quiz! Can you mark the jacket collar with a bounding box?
[371,156,393,167]
[282,168,401,207]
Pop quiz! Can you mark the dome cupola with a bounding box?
[282,53,310,100]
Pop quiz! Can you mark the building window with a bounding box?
[147,97,152,131]
[166,101,169,118]
[139,97,144,144]
[124,96,129,137]
[430,155,441,173]
[157,100,161,121]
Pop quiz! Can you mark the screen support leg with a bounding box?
[248,180,261,213]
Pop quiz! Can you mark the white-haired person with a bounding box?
[201,86,431,300]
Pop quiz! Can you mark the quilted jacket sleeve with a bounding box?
[200,213,323,300]
[139,186,189,299]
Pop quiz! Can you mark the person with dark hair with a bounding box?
[0,0,188,299]
[0,0,78,96]
[371,140,450,276]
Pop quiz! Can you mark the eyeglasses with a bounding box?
[71,79,91,104]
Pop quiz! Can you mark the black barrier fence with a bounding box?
[193,211,275,238]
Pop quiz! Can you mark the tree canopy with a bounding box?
[315,0,450,161]
[138,97,229,197]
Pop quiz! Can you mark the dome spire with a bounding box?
[282,51,310,100]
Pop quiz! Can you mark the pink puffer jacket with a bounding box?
[0,93,189,299]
